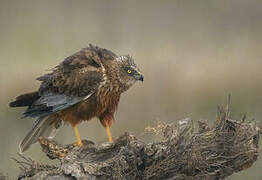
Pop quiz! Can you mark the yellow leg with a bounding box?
[106,125,113,142]
[73,125,83,146]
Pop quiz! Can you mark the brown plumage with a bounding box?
[10,44,143,152]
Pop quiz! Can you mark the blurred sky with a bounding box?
[0,0,262,179]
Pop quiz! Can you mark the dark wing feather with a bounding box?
[22,93,91,118]
[23,44,116,118]
[9,91,39,107]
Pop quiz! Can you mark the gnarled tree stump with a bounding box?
[14,104,260,180]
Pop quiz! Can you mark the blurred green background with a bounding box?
[0,0,262,179]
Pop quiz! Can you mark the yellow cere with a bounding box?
[127,70,132,74]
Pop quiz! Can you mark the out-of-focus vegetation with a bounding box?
[0,0,261,179]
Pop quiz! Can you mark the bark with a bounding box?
[14,103,261,180]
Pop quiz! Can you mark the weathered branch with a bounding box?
[15,104,260,180]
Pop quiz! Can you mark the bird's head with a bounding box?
[116,55,144,89]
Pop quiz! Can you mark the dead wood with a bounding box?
[14,102,260,180]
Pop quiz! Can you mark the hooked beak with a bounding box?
[134,73,144,82]
[139,74,144,82]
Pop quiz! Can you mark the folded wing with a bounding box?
[11,44,117,118]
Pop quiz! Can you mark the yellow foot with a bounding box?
[73,125,83,147]
[73,141,83,147]
[106,125,113,143]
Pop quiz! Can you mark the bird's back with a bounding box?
[10,44,117,118]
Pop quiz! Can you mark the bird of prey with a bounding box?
[9,44,144,153]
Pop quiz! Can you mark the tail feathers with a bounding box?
[19,116,62,153]
[10,91,39,107]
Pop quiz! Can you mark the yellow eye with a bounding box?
[127,69,132,74]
